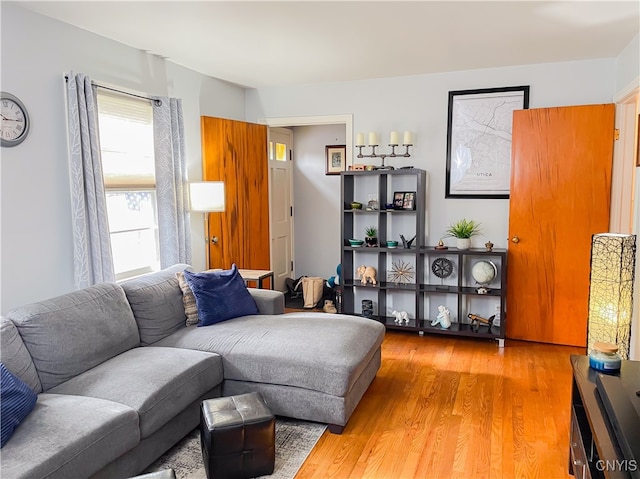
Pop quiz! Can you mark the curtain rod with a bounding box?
[64,74,162,106]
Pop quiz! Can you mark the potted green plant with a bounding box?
[365,225,378,247]
[444,218,481,250]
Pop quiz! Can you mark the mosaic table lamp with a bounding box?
[587,233,636,359]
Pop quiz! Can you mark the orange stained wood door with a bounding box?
[201,116,270,273]
[506,104,615,346]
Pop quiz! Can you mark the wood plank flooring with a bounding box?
[296,331,583,479]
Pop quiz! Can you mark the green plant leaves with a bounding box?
[444,219,481,239]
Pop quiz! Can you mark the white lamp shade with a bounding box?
[189,181,225,212]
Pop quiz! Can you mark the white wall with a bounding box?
[0,4,246,313]
[291,124,345,279]
[246,59,617,264]
[615,33,640,94]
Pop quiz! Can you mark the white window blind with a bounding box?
[97,89,159,280]
[97,90,155,189]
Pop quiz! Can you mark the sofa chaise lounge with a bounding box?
[0,264,385,479]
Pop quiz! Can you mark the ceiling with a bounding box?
[17,1,640,89]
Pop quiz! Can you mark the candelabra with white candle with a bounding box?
[355,130,413,169]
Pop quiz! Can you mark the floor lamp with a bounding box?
[587,233,636,359]
[189,181,225,269]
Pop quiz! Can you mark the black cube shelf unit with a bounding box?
[340,168,506,347]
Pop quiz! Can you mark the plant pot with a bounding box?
[365,236,378,247]
[456,238,471,250]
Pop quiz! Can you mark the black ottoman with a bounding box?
[200,392,275,479]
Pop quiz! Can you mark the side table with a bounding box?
[237,269,274,290]
[569,355,640,479]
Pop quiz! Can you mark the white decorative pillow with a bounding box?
[175,271,199,326]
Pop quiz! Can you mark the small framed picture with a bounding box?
[393,192,405,210]
[403,192,416,210]
[325,145,346,175]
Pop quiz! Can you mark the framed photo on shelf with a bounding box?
[445,85,529,199]
[403,192,416,210]
[393,191,405,210]
[325,145,346,175]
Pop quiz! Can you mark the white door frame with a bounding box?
[612,77,639,359]
[261,114,353,279]
[262,114,353,167]
[611,78,639,233]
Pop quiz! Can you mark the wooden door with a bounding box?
[506,104,615,346]
[201,116,270,273]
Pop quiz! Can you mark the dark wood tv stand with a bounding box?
[570,355,639,479]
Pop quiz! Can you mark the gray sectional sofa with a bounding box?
[0,264,385,479]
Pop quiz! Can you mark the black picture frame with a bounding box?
[403,192,416,210]
[393,192,405,210]
[445,85,530,199]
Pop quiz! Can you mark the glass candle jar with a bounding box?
[588,342,622,373]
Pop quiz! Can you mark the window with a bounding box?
[97,90,160,280]
[269,141,287,162]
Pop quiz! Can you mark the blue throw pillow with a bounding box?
[1,363,37,448]
[183,265,259,327]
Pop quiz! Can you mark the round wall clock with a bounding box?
[1,92,30,147]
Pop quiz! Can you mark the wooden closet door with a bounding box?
[201,116,269,271]
[506,104,615,346]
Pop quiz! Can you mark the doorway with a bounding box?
[264,115,353,289]
[268,127,294,291]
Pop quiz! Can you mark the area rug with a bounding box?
[146,418,326,479]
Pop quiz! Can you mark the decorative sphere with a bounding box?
[471,260,497,285]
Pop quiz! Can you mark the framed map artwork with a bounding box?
[445,86,530,198]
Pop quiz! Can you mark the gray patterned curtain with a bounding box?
[153,97,191,268]
[66,72,115,288]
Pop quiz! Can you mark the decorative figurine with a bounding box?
[485,241,494,252]
[400,234,416,249]
[392,310,410,325]
[356,265,377,285]
[468,313,495,332]
[431,305,451,329]
[435,239,448,250]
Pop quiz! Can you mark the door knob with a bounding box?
[511,236,520,243]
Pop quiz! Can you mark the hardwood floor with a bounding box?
[296,331,583,479]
